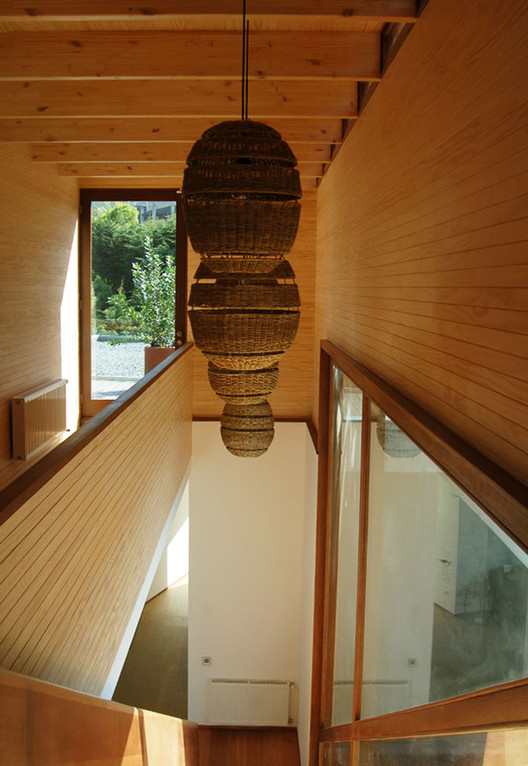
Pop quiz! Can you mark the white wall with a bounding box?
[188,421,317,732]
[297,432,319,766]
[148,482,190,600]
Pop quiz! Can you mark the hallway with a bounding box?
[112,576,188,719]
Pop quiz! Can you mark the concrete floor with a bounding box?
[112,576,188,719]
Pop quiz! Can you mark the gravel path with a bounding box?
[92,336,146,379]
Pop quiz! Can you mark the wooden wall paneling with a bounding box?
[0,349,193,696]
[0,145,79,492]
[314,0,528,484]
[0,667,199,766]
[189,194,317,420]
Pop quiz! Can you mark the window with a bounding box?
[79,190,187,418]
[311,342,528,766]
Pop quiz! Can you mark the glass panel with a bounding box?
[321,741,352,766]
[323,367,362,726]
[90,200,176,400]
[358,728,528,766]
[362,404,528,718]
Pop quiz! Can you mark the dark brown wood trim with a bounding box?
[175,191,188,346]
[80,188,179,203]
[416,0,431,16]
[318,723,354,744]
[79,188,182,419]
[79,189,92,419]
[321,340,528,554]
[308,347,332,766]
[351,678,528,740]
[380,21,414,76]
[351,395,371,723]
[318,679,528,743]
[0,343,193,526]
[320,365,342,729]
[306,418,319,454]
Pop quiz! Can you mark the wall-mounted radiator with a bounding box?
[11,379,67,460]
[207,679,292,726]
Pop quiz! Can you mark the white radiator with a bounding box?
[207,679,292,726]
[11,379,67,460]
[332,679,409,723]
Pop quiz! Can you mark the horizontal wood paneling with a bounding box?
[0,145,79,491]
[190,194,317,420]
[315,0,528,484]
[0,350,192,695]
[0,667,199,765]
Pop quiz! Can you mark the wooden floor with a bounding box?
[198,727,301,766]
[112,577,188,718]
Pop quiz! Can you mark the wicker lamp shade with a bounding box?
[182,120,302,256]
[194,258,295,279]
[220,400,275,457]
[376,414,421,458]
[208,364,279,405]
[188,265,300,370]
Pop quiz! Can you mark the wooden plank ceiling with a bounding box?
[0,2,419,189]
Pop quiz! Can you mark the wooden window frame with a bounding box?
[79,189,187,419]
[310,340,528,766]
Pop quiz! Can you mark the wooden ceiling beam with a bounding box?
[57,161,324,177]
[30,142,333,163]
[0,31,380,81]
[0,79,357,119]
[0,117,346,143]
[0,2,418,24]
[77,176,319,191]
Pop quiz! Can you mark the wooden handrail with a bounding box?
[0,342,193,526]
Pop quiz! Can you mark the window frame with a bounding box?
[79,188,187,419]
[310,340,528,766]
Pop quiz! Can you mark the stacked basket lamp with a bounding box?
[182,120,302,457]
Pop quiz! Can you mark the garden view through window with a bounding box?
[81,192,180,410]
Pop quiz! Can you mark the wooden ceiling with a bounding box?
[0,2,422,189]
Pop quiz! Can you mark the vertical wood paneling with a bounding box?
[0,351,193,696]
[0,145,79,491]
[189,194,317,420]
[315,0,528,484]
[0,667,199,766]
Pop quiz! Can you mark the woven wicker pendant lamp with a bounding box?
[184,1,302,456]
[220,401,275,457]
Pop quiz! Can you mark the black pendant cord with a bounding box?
[245,20,249,120]
[241,0,250,121]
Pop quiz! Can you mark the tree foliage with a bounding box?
[91,202,176,299]
[104,238,175,347]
